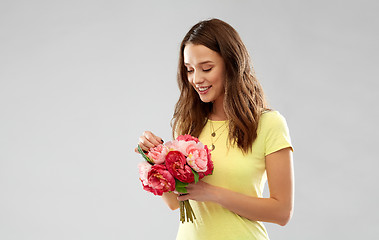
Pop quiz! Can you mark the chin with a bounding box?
[199,96,213,103]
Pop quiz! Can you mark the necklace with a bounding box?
[209,120,227,151]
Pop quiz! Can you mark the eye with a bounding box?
[203,67,212,72]
[186,68,194,73]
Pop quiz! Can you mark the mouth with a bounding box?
[197,86,212,94]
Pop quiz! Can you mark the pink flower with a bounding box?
[138,161,152,186]
[176,134,200,143]
[147,144,169,164]
[165,140,191,156]
[199,145,214,179]
[165,151,194,183]
[146,165,175,196]
[186,142,209,172]
[138,161,156,194]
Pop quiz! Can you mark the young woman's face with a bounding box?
[183,44,226,103]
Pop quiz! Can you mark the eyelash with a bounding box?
[186,68,212,73]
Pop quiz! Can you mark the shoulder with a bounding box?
[259,110,289,130]
[259,110,293,155]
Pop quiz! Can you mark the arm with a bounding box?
[162,192,180,210]
[178,147,294,226]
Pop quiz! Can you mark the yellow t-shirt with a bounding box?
[176,110,293,240]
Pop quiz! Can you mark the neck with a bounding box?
[209,95,227,121]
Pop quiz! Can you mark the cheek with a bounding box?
[189,79,195,87]
[188,73,196,82]
[186,75,193,84]
[211,72,225,85]
[188,79,196,89]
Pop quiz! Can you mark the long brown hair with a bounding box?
[171,18,269,154]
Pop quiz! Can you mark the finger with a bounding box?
[143,131,163,146]
[149,131,164,144]
[138,136,155,152]
[177,194,190,201]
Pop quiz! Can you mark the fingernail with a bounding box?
[161,139,164,143]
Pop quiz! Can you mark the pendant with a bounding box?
[211,144,215,151]
[211,132,216,137]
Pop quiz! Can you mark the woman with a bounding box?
[137,18,294,240]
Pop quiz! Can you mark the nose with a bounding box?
[192,70,204,85]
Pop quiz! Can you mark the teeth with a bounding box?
[199,86,210,91]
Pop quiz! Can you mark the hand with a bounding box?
[134,131,164,153]
[177,181,219,203]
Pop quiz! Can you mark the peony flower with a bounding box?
[147,144,169,164]
[199,145,214,179]
[165,151,194,183]
[165,140,191,156]
[176,134,200,143]
[146,165,175,196]
[186,141,209,172]
[138,161,156,194]
[138,161,152,186]
[137,134,214,223]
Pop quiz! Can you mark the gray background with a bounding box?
[1,0,378,239]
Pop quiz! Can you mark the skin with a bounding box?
[183,44,227,121]
[135,44,294,226]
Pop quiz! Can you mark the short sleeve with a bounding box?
[262,111,293,156]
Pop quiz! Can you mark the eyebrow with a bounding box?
[184,61,214,66]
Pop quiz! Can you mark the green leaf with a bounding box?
[176,187,188,194]
[137,145,154,164]
[192,169,199,184]
[175,179,188,193]
[175,179,188,187]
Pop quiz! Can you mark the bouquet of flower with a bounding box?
[137,134,214,223]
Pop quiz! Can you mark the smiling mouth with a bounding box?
[198,86,211,92]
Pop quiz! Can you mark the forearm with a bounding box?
[211,186,293,226]
[162,192,180,210]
